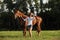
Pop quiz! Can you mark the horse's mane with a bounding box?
[19,10,24,14]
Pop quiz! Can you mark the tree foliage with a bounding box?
[0,0,60,30]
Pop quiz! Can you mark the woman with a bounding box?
[23,12,35,37]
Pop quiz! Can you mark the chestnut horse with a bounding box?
[14,9,42,36]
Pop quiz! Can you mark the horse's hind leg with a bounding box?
[37,22,41,36]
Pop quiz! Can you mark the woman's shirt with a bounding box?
[24,17,34,25]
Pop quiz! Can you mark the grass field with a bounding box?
[0,30,60,40]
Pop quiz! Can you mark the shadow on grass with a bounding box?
[0,36,22,38]
[0,35,30,38]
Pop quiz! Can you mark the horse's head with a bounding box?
[14,9,23,19]
[14,9,28,26]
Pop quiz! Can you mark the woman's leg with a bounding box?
[28,25,33,37]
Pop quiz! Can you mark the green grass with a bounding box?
[0,30,60,40]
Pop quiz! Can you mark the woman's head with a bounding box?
[28,12,34,17]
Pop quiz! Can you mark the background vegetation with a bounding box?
[0,0,60,30]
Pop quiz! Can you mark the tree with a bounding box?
[4,0,13,12]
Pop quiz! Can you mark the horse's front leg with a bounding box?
[23,26,26,37]
[23,21,27,37]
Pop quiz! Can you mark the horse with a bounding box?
[14,9,42,36]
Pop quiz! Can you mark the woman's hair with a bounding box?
[28,12,34,17]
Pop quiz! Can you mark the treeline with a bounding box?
[0,10,60,30]
[0,0,60,30]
